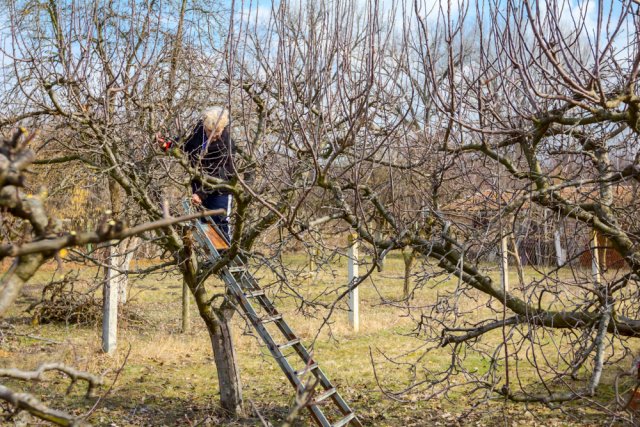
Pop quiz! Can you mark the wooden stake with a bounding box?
[376,230,385,271]
[182,279,190,333]
[308,247,316,285]
[509,234,525,287]
[500,234,509,293]
[402,246,414,298]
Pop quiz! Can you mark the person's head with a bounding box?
[201,107,229,139]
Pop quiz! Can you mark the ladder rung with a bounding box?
[277,338,301,350]
[332,413,356,427]
[228,266,246,273]
[260,314,283,324]
[312,387,336,404]
[244,290,265,298]
[294,363,318,376]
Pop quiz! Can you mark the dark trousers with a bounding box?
[201,193,232,242]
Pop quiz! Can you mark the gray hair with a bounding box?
[202,107,229,138]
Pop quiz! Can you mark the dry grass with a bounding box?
[0,254,636,426]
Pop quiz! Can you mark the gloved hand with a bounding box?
[156,133,173,151]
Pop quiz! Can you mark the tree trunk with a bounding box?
[0,254,45,317]
[182,256,244,416]
[181,278,190,333]
[103,245,119,354]
[509,235,526,288]
[115,237,139,304]
[554,227,566,267]
[209,303,243,415]
[402,246,414,298]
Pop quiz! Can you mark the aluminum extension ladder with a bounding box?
[184,201,363,427]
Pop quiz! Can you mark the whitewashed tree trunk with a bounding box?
[102,245,119,354]
[102,237,138,354]
[591,230,601,285]
[554,227,566,267]
[116,237,139,304]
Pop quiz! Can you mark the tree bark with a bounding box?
[181,254,244,416]
[402,246,414,298]
[181,278,190,333]
[0,254,45,317]
[554,226,566,267]
[115,237,139,304]
[103,245,119,354]
[209,303,243,415]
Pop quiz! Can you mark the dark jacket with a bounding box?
[182,122,235,197]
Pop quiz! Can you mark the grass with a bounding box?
[1,253,637,426]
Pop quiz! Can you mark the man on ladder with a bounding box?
[158,108,361,427]
[158,107,235,243]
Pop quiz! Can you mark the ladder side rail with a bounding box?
[194,221,222,258]
[309,405,332,427]
[233,267,267,295]
[236,274,295,324]
[296,360,354,416]
[238,274,319,362]
[215,265,336,425]
[235,272,353,389]
[234,273,287,320]
[222,280,335,427]
[192,232,214,258]
[234,271,357,419]
[297,359,355,417]
[227,271,341,426]
[219,273,308,391]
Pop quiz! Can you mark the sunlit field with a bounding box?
[2,254,635,426]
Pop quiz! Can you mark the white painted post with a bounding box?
[102,245,119,354]
[542,208,548,263]
[591,229,601,285]
[348,233,359,332]
[554,227,566,267]
[500,234,509,293]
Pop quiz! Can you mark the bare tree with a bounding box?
[229,0,640,419]
[0,127,221,424]
[3,0,640,424]
[1,0,248,416]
